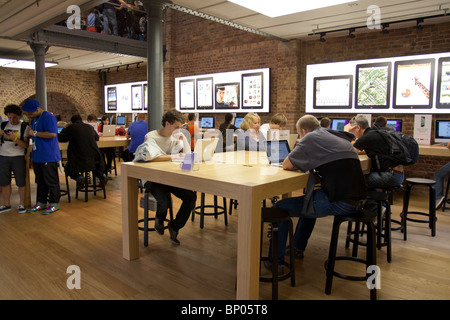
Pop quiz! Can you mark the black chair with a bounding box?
[345,191,392,262]
[442,177,450,212]
[259,207,295,300]
[401,178,437,240]
[138,191,174,247]
[191,192,228,229]
[325,207,378,300]
[75,171,106,202]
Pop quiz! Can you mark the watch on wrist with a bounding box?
[33,131,37,136]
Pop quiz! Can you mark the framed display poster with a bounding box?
[393,59,435,109]
[143,84,148,110]
[436,57,450,108]
[131,84,142,110]
[215,83,240,109]
[107,87,117,111]
[355,62,391,109]
[313,75,353,109]
[179,79,195,110]
[242,72,264,109]
[196,77,214,110]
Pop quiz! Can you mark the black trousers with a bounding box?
[145,182,196,232]
[33,162,60,205]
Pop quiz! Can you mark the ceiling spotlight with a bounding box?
[382,23,389,34]
[348,28,355,39]
[416,18,424,30]
[319,32,326,42]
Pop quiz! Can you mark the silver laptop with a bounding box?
[265,140,291,167]
[192,138,219,163]
[102,125,116,137]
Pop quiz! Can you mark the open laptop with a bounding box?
[192,138,219,163]
[265,140,291,167]
[102,125,116,137]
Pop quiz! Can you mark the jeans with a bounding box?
[269,189,359,261]
[103,8,118,36]
[145,182,196,232]
[434,162,450,199]
[365,171,404,189]
[33,162,60,206]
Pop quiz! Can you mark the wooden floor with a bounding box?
[0,161,449,300]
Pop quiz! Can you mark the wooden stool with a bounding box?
[401,178,437,239]
[259,207,295,300]
[138,191,174,247]
[191,192,228,229]
[325,208,378,300]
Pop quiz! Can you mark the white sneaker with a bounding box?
[0,205,12,213]
[436,196,445,209]
[18,205,26,214]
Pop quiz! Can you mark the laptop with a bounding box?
[265,140,291,167]
[192,138,219,163]
[102,125,116,137]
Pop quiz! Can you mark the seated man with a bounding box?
[345,115,404,189]
[268,115,367,268]
[135,109,196,246]
[58,114,108,188]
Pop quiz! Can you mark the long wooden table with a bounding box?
[24,136,130,207]
[121,151,370,300]
[418,144,450,157]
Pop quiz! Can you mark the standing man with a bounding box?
[0,104,30,213]
[268,115,367,269]
[136,109,196,245]
[125,113,148,160]
[21,99,61,214]
[186,113,200,151]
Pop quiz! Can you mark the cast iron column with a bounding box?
[30,42,49,110]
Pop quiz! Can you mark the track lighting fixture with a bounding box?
[382,23,389,34]
[416,18,424,30]
[320,32,326,42]
[348,28,355,39]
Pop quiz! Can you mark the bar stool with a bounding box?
[401,178,437,240]
[259,207,295,300]
[60,171,71,203]
[345,191,392,262]
[325,207,378,300]
[138,191,174,247]
[191,192,228,229]
[75,171,106,202]
[442,177,450,212]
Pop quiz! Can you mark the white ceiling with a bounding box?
[0,0,449,71]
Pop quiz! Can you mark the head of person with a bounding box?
[87,114,97,123]
[296,115,319,139]
[373,116,387,128]
[4,104,22,126]
[161,109,186,134]
[216,87,225,103]
[70,114,83,124]
[269,113,287,130]
[188,113,196,121]
[348,115,369,138]
[137,113,147,121]
[101,115,109,125]
[224,113,234,123]
[240,112,260,131]
[21,99,42,119]
[320,117,331,129]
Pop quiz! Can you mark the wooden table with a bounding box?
[121,151,370,300]
[24,136,130,207]
[418,144,450,157]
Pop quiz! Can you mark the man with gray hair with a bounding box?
[346,115,404,189]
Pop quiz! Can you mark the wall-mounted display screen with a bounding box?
[356,62,391,109]
[175,68,270,113]
[394,59,435,109]
[435,120,450,144]
[131,84,142,110]
[436,57,450,108]
[104,81,147,114]
[107,87,117,111]
[313,75,353,109]
[386,119,403,132]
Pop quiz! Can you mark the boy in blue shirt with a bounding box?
[22,99,61,214]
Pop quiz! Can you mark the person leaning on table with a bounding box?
[21,99,61,215]
[266,115,367,272]
[134,109,196,246]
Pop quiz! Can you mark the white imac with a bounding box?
[435,120,450,144]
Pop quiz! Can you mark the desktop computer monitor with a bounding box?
[117,115,126,126]
[435,120,450,144]
[234,116,244,128]
[386,119,403,132]
[200,116,215,129]
[329,118,349,131]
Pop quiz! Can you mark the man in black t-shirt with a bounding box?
[268,115,367,266]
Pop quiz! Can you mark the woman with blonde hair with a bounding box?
[236,112,266,151]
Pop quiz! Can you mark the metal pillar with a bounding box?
[30,42,49,110]
[142,0,167,131]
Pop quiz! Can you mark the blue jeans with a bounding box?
[434,162,450,199]
[103,8,118,36]
[365,171,404,189]
[269,189,359,261]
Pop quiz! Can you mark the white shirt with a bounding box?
[0,121,30,157]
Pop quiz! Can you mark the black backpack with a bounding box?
[374,129,419,171]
